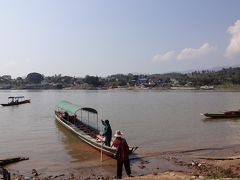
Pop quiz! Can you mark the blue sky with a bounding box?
[0,0,240,78]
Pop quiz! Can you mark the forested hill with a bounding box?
[149,67,240,87]
[186,67,240,86]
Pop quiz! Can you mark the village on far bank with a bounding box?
[0,67,240,90]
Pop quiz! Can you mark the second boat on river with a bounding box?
[201,110,240,118]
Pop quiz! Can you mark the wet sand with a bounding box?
[126,144,240,179]
[2,144,240,179]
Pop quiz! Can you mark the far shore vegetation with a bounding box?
[1,67,240,90]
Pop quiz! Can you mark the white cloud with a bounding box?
[177,43,215,60]
[152,51,175,63]
[152,43,215,63]
[225,20,240,59]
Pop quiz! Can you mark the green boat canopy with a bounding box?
[56,100,98,115]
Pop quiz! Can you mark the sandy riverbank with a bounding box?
[123,144,240,180]
[2,144,240,179]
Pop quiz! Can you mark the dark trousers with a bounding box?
[117,158,131,179]
[105,137,111,146]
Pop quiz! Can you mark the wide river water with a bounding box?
[0,90,240,173]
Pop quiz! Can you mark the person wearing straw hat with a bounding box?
[112,130,132,179]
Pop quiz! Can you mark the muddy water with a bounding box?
[0,90,240,174]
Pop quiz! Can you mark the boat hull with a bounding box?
[203,113,240,118]
[1,100,31,106]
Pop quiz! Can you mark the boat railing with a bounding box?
[56,111,99,139]
[75,120,99,139]
[56,101,99,131]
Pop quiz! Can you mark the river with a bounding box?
[0,90,240,173]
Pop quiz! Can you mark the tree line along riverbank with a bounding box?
[0,67,240,90]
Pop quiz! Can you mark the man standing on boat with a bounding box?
[101,119,112,146]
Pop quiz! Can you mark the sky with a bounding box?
[0,0,240,78]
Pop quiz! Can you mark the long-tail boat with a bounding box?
[1,96,30,106]
[55,100,138,157]
[201,110,240,118]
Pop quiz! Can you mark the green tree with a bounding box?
[26,72,44,84]
[84,75,102,87]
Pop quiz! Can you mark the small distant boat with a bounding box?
[201,110,240,118]
[55,100,138,157]
[200,85,214,90]
[1,96,31,106]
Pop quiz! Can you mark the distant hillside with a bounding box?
[182,64,240,74]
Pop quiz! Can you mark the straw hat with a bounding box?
[114,130,123,137]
